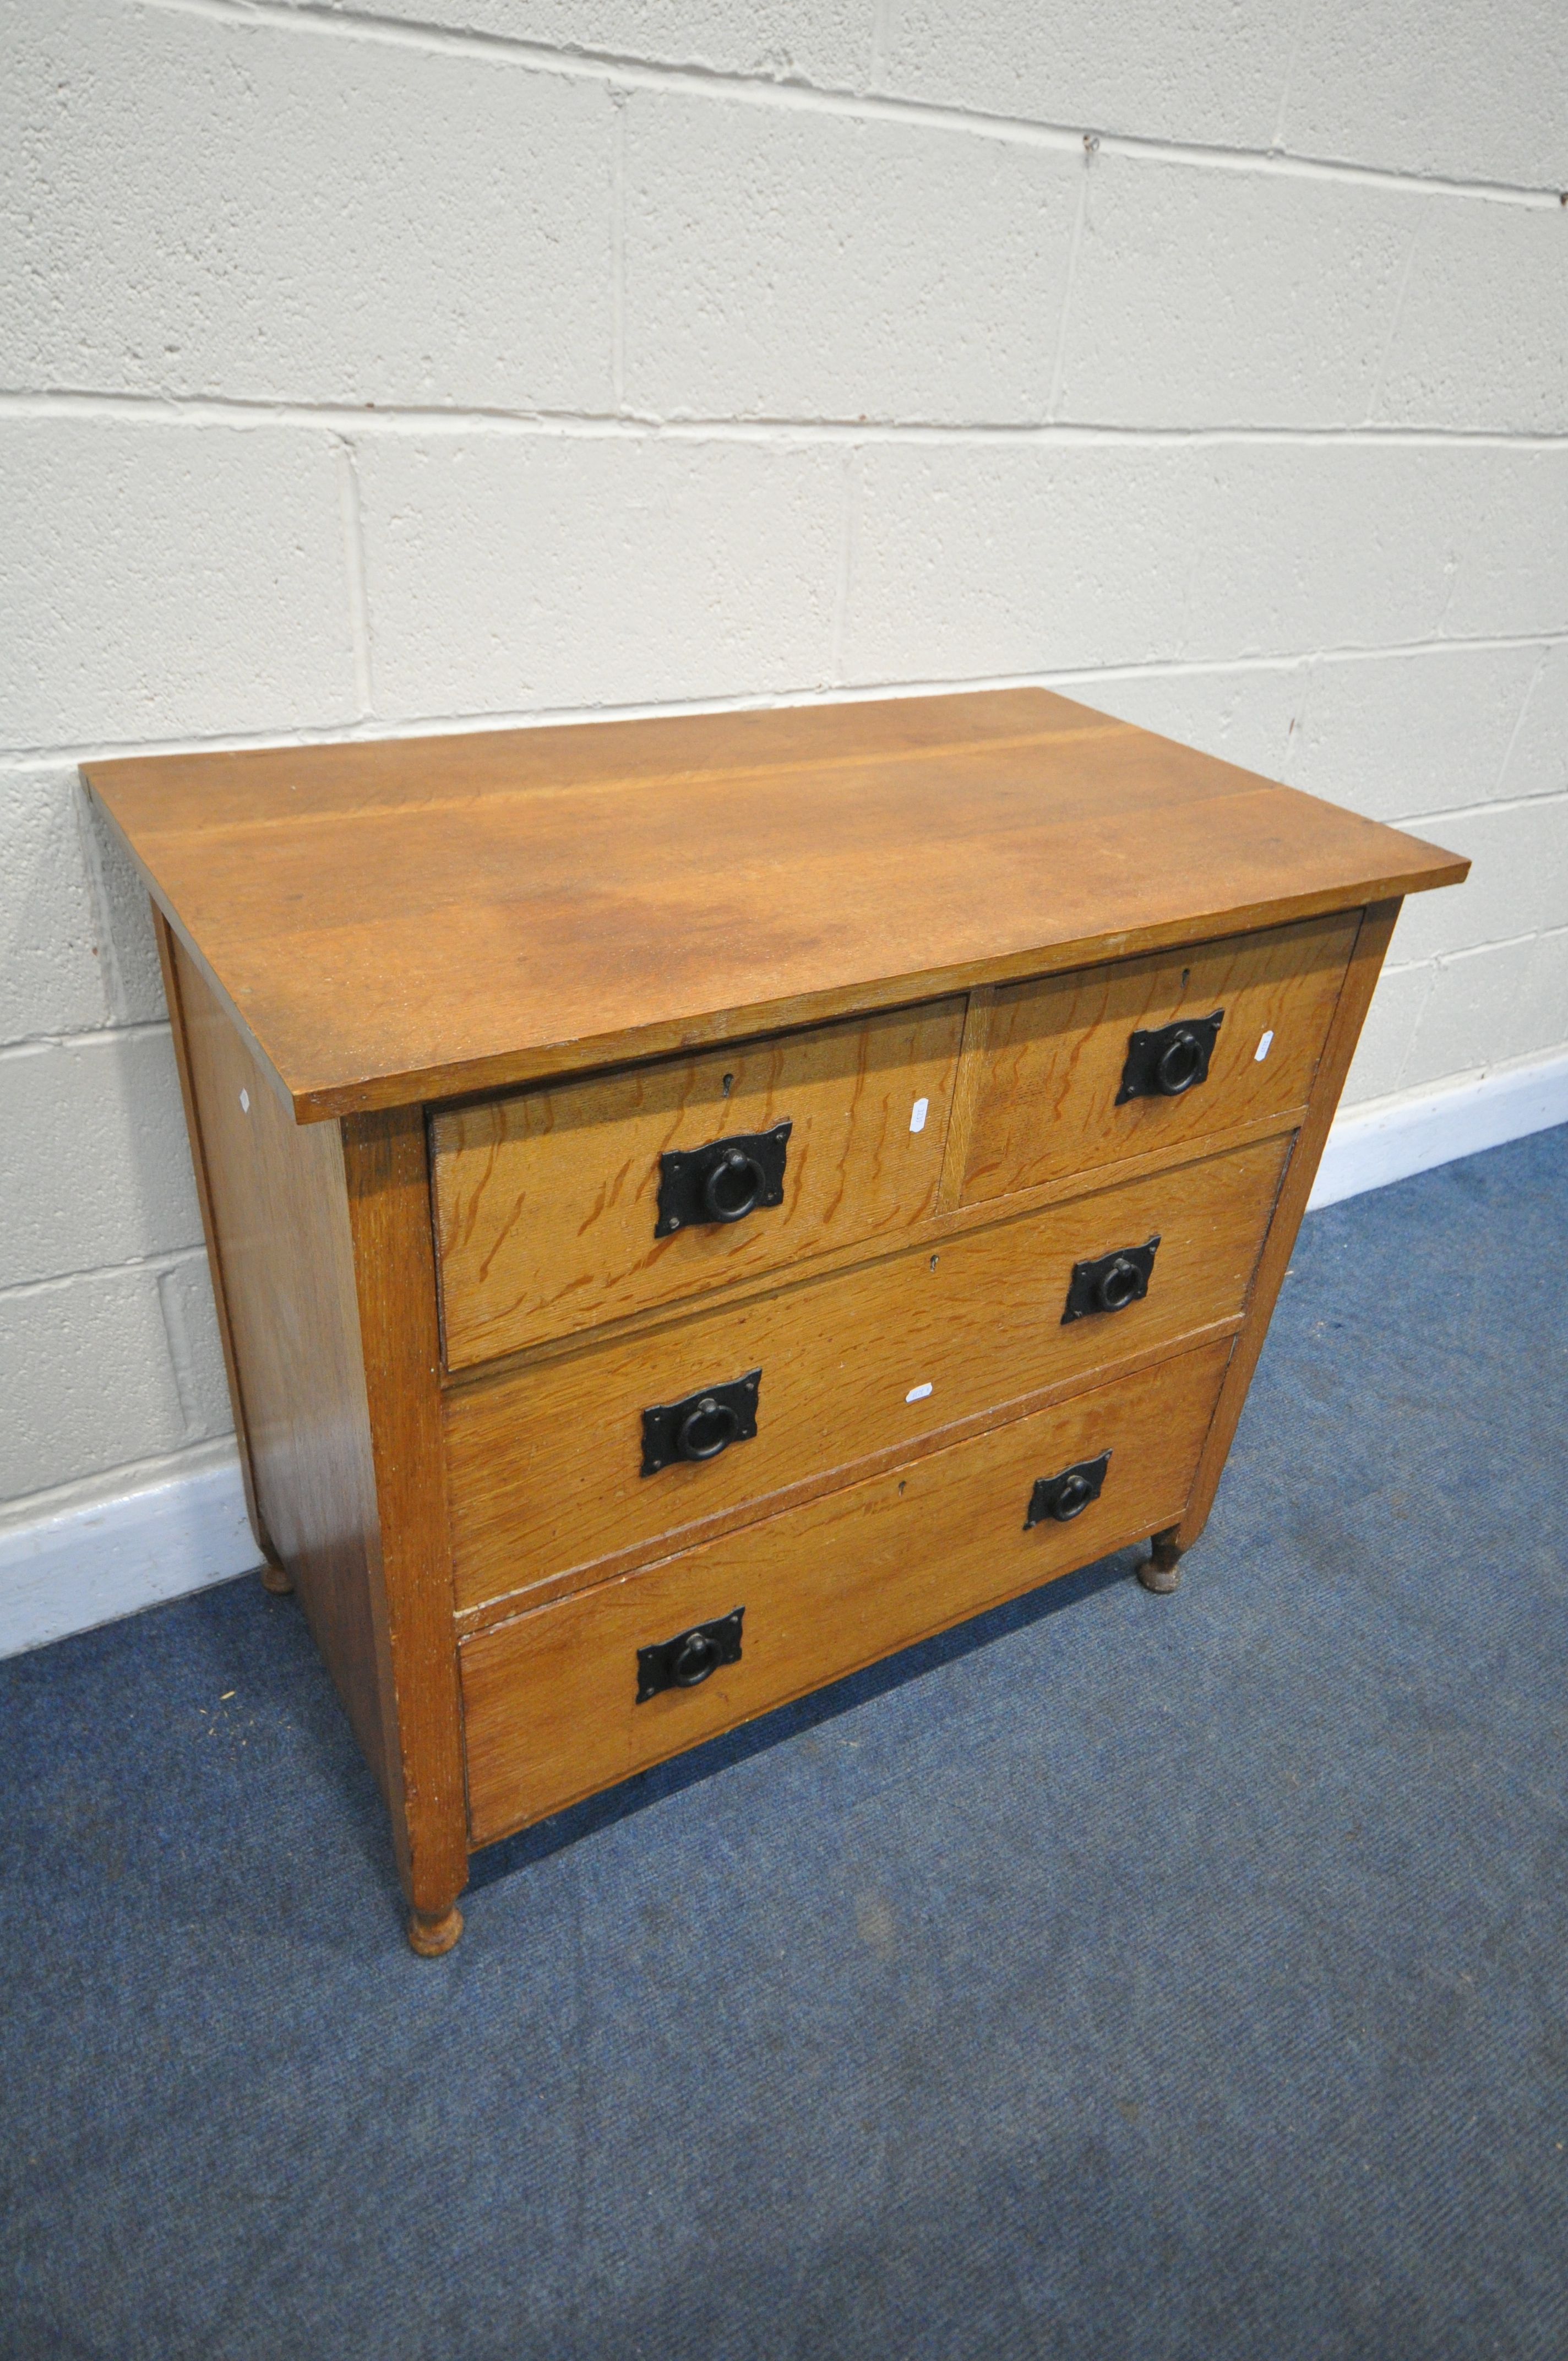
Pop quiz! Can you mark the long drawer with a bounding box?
[431,1000,964,1368]
[460,1337,1232,1843]
[445,1133,1290,1617]
[960,910,1359,1204]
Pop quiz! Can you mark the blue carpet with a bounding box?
[2,1125,1566,2360]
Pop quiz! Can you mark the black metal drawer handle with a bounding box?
[641,1370,761,1477]
[1062,1237,1159,1324]
[1117,1011,1224,1103]
[705,1147,764,1222]
[636,1606,744,1702]
[1025,1452,1110,1530]
[681,1400,738,1460]
[655,1121,792,1237]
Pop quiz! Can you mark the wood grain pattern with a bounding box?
[454,1323,1244,1636]
[84,689,1467,1122]
[935,985,995,1214]
[339,1108,470,1927]
[172,940,393,1798]
[432,1002,963,1366]
[963,911,1360,1202]
[445,1131,1291,1617]
[1175,900,1402,1554]
[443,1099,1321,1392]
[460,1338,1233,1843]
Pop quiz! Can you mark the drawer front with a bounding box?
[432,1002,964,1368]
[446,1133,1289,1615]
[460,1338,1232,1843]
[962,911,1359,1205]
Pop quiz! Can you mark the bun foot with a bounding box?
[1139,1528,1183,1595]
[407,1902,465,1957]
[259,1557,294,1596]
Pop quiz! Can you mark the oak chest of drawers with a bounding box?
[85,690,1465,1953]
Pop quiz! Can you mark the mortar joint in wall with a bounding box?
[611,85,628,414]
[0,1020,174,1064]
[0,1245,209,1307]
[139,0,1567,206]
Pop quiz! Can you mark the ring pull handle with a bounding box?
[1093,1255,1144,1315]
[1062,1238,1159,1324]
[636,1606,745,1702]
[641,1369,762,1477]
[1025,1452,1112,1531]
[676,1396,741,1462]
[672,1630,720,1685]
[700,1147,765,1225]
[1049,1471,1096,1521]
[1154,1027,1205,1096]
[1117,1011,1224,1105]
[655,1121,792,1237]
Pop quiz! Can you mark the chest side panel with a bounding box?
[170,941,392,1798]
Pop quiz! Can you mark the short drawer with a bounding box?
[445,1133,1289,1617]
[460,1337,1232,1842]
[431,1001,964,1368]
[961,910,1359,1204]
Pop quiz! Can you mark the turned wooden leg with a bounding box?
[407,1901,465,1957]
[1139,1526,1184,1595]
[259,1552,294,1595]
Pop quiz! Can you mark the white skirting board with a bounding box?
[1308,1048,1568,1211]
[2,1048,1565,1663]
[0,1455,260,1662]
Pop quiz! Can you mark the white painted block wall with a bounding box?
[2,0,1566,1640]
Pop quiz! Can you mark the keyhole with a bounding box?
[929,1254,939,1270]
[721,1073,734,1098]
[1180,967,1190,990]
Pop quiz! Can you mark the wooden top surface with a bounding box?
[85,689,1466,1123]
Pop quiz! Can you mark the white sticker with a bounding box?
[1254,1031,1274,1063]
[239,1088,250,1113]
[909,1096,929,1133]
[905,1381,933,1403]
